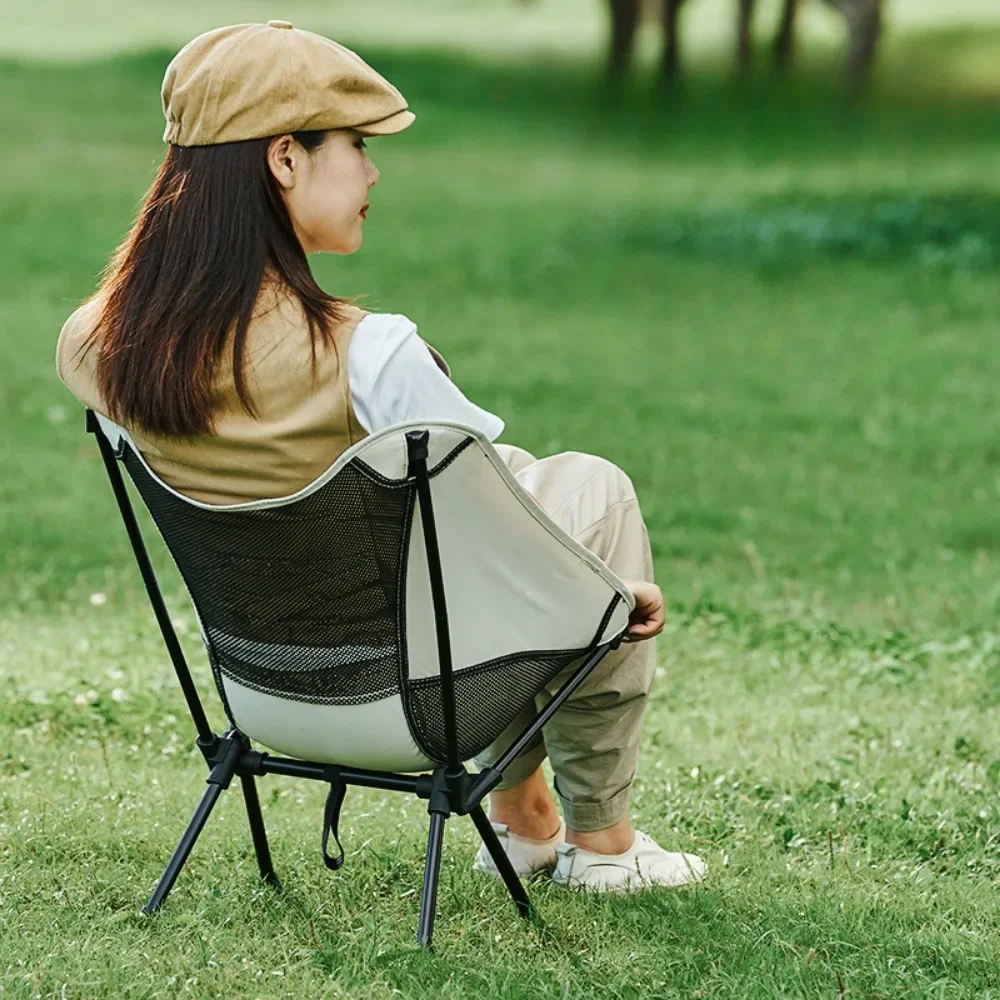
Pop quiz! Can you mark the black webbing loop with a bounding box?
[321,770,347,871]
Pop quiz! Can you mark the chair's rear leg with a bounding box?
[143,781,225,914]
[239,774,278,886]
[468,805,531,918]
[416,813,447,949]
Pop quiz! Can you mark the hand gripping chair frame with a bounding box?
[85,409,624,950]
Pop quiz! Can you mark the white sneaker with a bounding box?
[551,830,707,892]
[474,820,566,877]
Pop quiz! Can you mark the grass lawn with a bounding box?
[2,4,1000,997]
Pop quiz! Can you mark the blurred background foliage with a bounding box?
[3,2,1000,997]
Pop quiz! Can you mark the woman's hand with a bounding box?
[623,580,665,641]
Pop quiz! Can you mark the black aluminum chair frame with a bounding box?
[85,410,622,949]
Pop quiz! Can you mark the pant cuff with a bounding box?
[555,778,632,833]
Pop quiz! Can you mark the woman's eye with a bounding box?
[355,139,367,150]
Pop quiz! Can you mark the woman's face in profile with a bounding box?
[268,129,379,255]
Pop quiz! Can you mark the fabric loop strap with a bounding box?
[322,770,347,871]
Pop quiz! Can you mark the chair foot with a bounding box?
[239,774,278,886]
[468,805,531,918]
[416,812,447,949]
[143,780,225,914]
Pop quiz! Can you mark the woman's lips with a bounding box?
[360,203,369,219]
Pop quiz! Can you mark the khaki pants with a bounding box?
[474,446,657,832]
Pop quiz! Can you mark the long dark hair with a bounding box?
[87,131,347,437]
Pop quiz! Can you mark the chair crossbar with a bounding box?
[255,755,424,794]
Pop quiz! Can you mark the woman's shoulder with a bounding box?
[349,311,451,379]
[56,296,104,384]
[353,308,432,349]
[245,293,368,364]
[352,310,417,338]
[348,310,418,361]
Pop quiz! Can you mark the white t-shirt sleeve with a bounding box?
[348,313,504,440]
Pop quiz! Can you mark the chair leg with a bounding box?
[416,812,447,949]
[143,780,225,914]
[240,774,278,886]
[468,805,532,918]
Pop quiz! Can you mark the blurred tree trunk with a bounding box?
[598,0,881,96]
[773,0,799,71]
[663,0,688,83]
[823,0,883,96]
[608,0,641,84]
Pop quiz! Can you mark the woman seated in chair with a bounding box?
[56,22,705,893]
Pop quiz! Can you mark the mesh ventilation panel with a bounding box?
[406,648,590,762]
[406,595,622,762]
[123,450,414,707]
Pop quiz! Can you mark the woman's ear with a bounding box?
[267,135,299,190]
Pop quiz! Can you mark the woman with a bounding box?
[57,21,705,892]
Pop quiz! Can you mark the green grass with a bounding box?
[3,8,1000,998]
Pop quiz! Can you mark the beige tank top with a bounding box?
[57,286,369,506]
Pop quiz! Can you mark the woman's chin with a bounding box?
[310,237,362,256]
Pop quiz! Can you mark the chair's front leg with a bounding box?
[239,774,278,886]
[468,805,531,918]
[416,813,447,949]
[143,730,246,914]
[143,780,226,914]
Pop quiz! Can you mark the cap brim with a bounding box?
[354,109,415,136]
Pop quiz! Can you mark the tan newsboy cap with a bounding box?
[162,20,415,146]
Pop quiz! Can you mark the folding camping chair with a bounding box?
[85,409,633,949]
